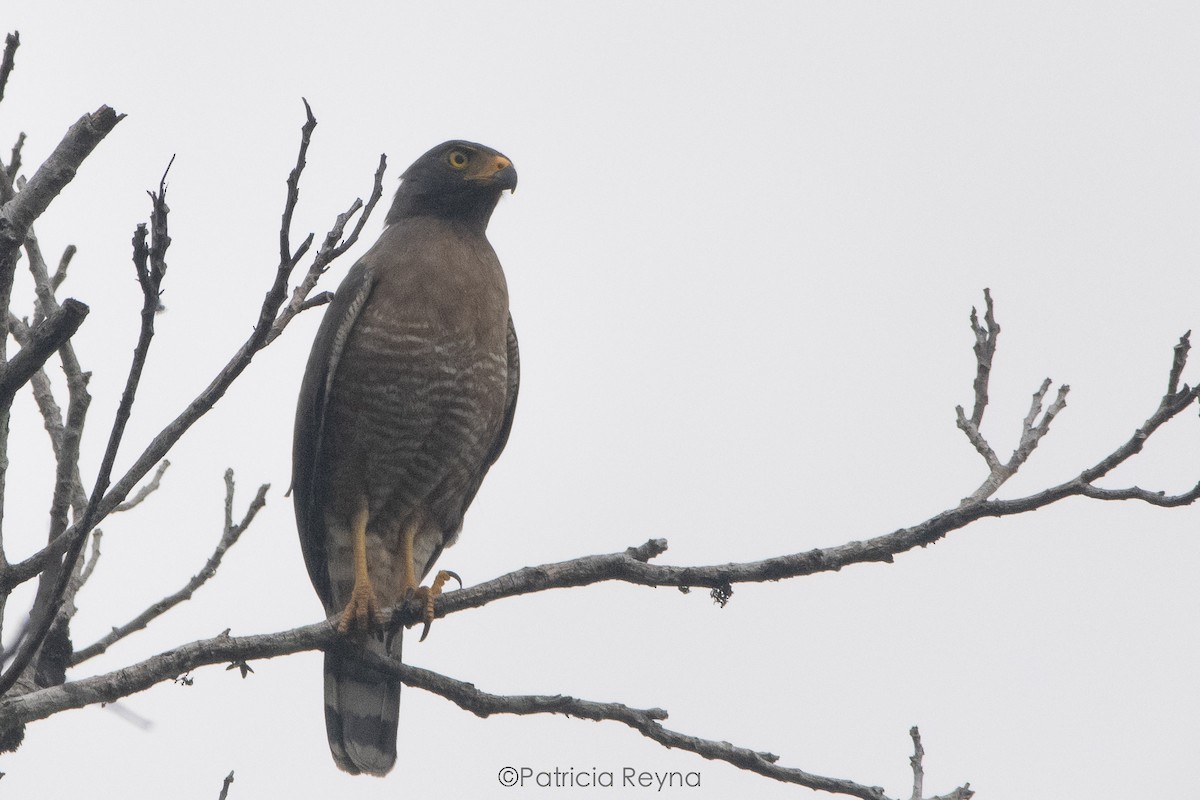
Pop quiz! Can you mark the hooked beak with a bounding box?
[469,153,518,193]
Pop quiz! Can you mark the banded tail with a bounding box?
[323,629,401,776]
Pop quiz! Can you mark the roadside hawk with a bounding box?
[292,140,519,776]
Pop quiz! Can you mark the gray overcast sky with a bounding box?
[1,3,1198,798]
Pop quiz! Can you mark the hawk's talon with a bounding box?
[431,569,462,592]
[412,569,459,642]
[336,582,382,634]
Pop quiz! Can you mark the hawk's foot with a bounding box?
[409,570,462,642]
[337,581,383,634]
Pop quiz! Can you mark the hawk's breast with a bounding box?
[320,219,510,535]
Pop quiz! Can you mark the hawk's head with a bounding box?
[386,140,517,228]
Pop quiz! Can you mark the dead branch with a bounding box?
[0,181,166,696]
[0,298,87,407]
[0,106,123,361]
[50,245,75,292]
[75,531,101,589]
[112,460,170,513]
[0,32,17,107]
[7,314,88,518]
[966,288,998,427]
[0,40,1189,795]
[1,618,970,800]
[2,289,1191,797]
[0,132,24,205]
[265,151,387,345]
[70,471,269,666]
[0,106,385,598]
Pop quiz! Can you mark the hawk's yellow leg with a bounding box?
[400,521,461,642]
[336,502,382,633]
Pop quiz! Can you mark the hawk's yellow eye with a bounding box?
[448,150,469,169]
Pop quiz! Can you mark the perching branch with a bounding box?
[0,42,1191,795]
[4,291,1193,798]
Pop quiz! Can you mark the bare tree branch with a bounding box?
[0,165,158,696]
[5,612,974,800]
[0,298,87,408]
[967,287,998,427]
[909,727,925,800]
[0,106,123,362]
[50,244,75,293]
[0,133,22,205]
[112,460,170,513]
[297,290,333,314]
[1077,481,1200,506]
[70,472,268,666]
[7,314,88,517]
[0,101,113,597]
[0,286,1191,796]
[75,530,102,589]
[955,295,1073,506]
[279,99,316,268]
[0,46,1190,795]
[0,111,380,595]
[16,323,91,688]
[265,151,387,346]
[0,32,17,107]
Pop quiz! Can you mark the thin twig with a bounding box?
[265,152,387,346]
[956,293,1072,505]
[0,132,23,204]
[0,107,379,593]
[0,176,158,696]
[75,530,102,589]
[71,474,268,665]
[279,100,316,267]
[1167,331,1191,396]
[50,245,75,292]
[968,288,999,427]
[297,290,333,313]
[217,771,234,800]
[147,157,173,286]
[7,133,23,180]
[112,460,170,512]
[954,406,1000,471]
[1077,481,1200,506]
[909,726,924,800]
[0,32,18,107]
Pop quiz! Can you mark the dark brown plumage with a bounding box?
[292,140,518,776]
